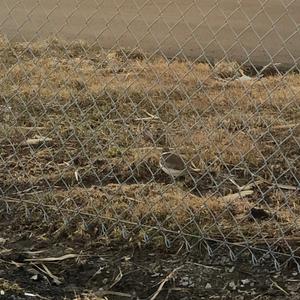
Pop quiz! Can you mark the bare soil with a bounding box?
[0,215,299,300]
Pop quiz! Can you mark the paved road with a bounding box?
[0,0,299,64]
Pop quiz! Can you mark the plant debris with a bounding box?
[0,36,299,299]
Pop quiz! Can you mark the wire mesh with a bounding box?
[0,0,299,271]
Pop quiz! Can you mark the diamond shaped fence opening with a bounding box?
[0,0,299,271]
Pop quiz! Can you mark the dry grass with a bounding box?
[0,278,23,294]
[0,36,299,249]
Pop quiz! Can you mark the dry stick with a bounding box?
[272,123,299,130]
[109,267,123,289]
[109,112,161,123]
[24,253,78,262]
[134,116,159,121]
[41,263,62,285]
[270,279,290,295]
[274,183,299,191]
[95,290,132,298]
[14,126,47,131]
[24,292,49,300]
[20,137,53,146]
[222,190,254,201]
[239,180,265,191]
[31,263,52,286]
[186,261,221,271]
[144,110,165,123]
[252,292,268,300]
[131,146,164,151]
[174,242,185,256]
[149,265,183,300]
[13,186,40,195]
[131,146,189,151]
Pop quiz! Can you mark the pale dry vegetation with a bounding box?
[0,36,299,249]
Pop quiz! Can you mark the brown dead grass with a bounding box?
[0,35,299,248]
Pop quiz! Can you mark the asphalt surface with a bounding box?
[0,0,299,65]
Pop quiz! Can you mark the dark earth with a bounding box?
[0,217,299,300]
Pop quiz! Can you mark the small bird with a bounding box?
[159,151,200,179]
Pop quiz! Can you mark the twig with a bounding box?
[239,180,265,191]
[144,111,157,119]
[274,183,299,191]
[287,279,300,282]
[14,126,46,130]
[237,176,299,191]
[95,290,132,298]
[14,186,39,195]
[124,196,142,203]
[174,242,185,256]
[31,263,52,285]
[41,264,62,285]
[222,190,254,201]
[109,267,123,289]
[109,111,161,123]
[252,292,267,300]
[134,116,159,121]
[270,278,289,295]
[24,292,49,300]
[186,261,222,271]
[131,147,164,151]
[272,123,299,130]
[259,62,282,74]
[88,265,105,282]
[24,253,78,262]
[1,188,44,197]
[228,177,242,190]
[149,265,183,300]
[20,136,52,146]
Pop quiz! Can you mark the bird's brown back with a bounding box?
[161,152,186,170]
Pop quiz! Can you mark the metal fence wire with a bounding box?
[0,1,299,270]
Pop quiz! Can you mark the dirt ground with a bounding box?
[0,214,300,300]
[0,36,299,298]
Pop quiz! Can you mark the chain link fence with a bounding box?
[0,1,299,271]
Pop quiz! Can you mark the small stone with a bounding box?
[180,280,189,287]
[292,272,298,276]
[229,281,237,290]
[0,290,4,295]
[180,276,193,287]
[241,279,251,285]
[228,266,235,273]
[123,256,131,261]
[30,274,39,281]
[205,283,212,289]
